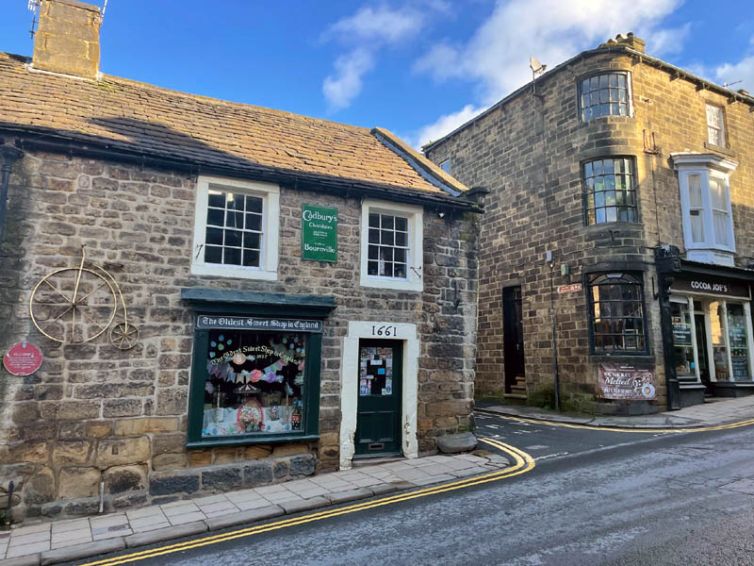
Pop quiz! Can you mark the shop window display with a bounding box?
[671,301,695,380]
[202,330,306,438]
[727,303,751,381]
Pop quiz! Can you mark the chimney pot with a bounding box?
[32,0,102,79]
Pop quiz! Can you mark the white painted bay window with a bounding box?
[673,154,737,266]
[192,176,280,280]
[360,200,423,292]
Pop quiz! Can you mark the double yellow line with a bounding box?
[479,411,754,434]
[82,439,534,565]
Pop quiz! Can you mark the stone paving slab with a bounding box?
[0,451,508,566]
[477,394,754,429]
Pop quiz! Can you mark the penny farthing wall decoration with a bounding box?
[29,246,139,349]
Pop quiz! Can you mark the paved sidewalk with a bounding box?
[0,452,508,566]
[478,395,754,429]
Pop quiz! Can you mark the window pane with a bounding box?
[206,227,223,245]
[727,303,751,380]
[201,331,307,438]
[580,73,630,122]
[205,245,222,264]
[246,196,263,214]
[688,174,703,208]
[245,213,262,232]
[207,208,224,226]
[224,229,242,248]
[367,212,411,280]
[714,211,729,246]
[710,178,726,209]
[242,249,260,267]
[202,188,266,269]
[710,301,729,381]
[208,191,225,207]
[690,212,704,243]
[589,273,646,353]
[224,247,241,265]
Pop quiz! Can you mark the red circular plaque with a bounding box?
[3,341,43,376]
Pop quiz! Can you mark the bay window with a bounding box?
[673,154,737,266]
[588,273,647,353]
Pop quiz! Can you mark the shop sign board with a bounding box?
[301,204,338,262]
[197,315,323,333]
[671,277,750,299]
[598,363,656,400]
[3,341,43,376]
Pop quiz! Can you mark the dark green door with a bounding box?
[355,340,402,457]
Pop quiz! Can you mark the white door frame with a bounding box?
[339,321,419,470]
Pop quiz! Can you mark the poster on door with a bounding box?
[598,363,656,400]
[359,346,393,396]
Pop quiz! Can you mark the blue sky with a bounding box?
[1,1,753,146]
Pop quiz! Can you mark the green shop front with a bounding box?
[181,289,334,449]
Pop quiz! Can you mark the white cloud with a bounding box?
[416,104,486,147]
[646,23,692,56]
[328,5,424,44]
[322,5,426,111]
[322,49,375,111]
[415,0,686,144]
[714,36,754,92]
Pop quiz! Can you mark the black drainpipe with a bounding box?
[655,245,682,410]
[0,145,24,241]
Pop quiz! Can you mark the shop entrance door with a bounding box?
[695,313,711,390]
[355,340,402,457]
[503,286,526,395]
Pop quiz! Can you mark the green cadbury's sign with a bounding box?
[301,204,338,262]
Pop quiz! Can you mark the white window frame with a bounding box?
[360,199,423,292]
[673,154,737,266]
[191,175,280,280]
[705,104,726,148]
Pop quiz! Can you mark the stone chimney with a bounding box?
[600,32,646,54]
[32,0,102,79]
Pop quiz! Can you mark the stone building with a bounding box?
[0,0,481,520]
[425,34,754,414]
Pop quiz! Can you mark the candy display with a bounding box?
[201,331,306,438]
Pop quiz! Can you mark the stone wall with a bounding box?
[0,147,478,520]
[427,45,754,412]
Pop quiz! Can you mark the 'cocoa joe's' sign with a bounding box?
[671,276,750,299]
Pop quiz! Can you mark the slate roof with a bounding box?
[0,52,467,200]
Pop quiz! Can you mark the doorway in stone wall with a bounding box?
[354,339,403,458]
[503,286,526,397]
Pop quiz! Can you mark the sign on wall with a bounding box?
[3,341,43,376]
[197,315,323,333]
[301,204,338,262]
[598,363,656,400]
[671,277,750,299]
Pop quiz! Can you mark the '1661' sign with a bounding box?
[598,363,656,400]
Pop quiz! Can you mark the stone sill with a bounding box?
[186,433,320,450]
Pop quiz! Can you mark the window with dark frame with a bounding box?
[579,72,631,121]
[589,273,647,353]
[367,212,409,278]
[204,189,263,267]
[583,157,638,224]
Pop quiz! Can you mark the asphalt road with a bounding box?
[97,412,754,565]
